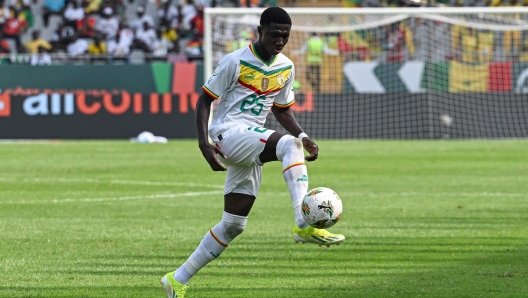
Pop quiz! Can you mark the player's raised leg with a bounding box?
[161,193,252,298]
[260,133,345,247]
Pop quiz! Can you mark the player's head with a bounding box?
[257,7,291,57]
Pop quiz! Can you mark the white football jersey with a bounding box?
[203,43,295,142]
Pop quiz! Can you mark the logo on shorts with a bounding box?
[276,74,285,86]
[297,175,308,182]
[261,77,269,91]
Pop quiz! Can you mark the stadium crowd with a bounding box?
[0,0,525,64]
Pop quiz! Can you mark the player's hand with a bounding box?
[302,137,318,162]
[199,143,227,171]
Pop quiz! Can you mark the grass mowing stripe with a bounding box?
[0,177,224,189]
[0,191,224,204]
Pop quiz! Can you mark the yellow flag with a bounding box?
[449,61,489,92]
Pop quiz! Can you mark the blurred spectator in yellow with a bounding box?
[83,0,102,14]
[25,30,52,53]
[460,27,477,63]
[295,32,339,92]
[88,34,106,54]
[503,0,522,59]
[477,29,493,63]
[519,39,528,62]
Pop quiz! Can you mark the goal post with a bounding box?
[204,7,528,139]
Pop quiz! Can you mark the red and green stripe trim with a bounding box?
[273,100,295,109]
[209,230,228,247]
[282,162,305,173]
[238,79,282,95]
[202,86,219,99]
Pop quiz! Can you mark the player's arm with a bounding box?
[272,105,318,162]
[196,92,227,171]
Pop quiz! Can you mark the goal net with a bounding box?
[204,7,528,139]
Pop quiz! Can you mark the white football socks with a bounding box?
[277,135,309,229]
[174,211,247,285]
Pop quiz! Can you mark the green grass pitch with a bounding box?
[1,140,527,298]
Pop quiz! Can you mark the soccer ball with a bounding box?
[301,187,342,229]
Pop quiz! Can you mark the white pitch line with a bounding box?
[0,191,224,205]
[0,177,224,189]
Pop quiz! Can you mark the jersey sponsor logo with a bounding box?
[244,72,255,80]
[261,77,269,91]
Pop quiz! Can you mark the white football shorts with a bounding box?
[214,124,275,197]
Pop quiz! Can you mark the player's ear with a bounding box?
[257,25,263,37]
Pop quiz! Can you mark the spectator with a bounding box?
[0,0,10,32]
[478,29,494,63]
[181,0,197,32]
[157,0,179,29]
[17,0,34,28]
[101,0,124,17]
[159,24,178,52]
[82,0,102,14]
[0,31,9,52]
[134,20,157,53]
[95,7,118,43]
[3,9,27,51]
[63,1,85,28]
[43,0,66,27]
[30,47,52,65]
[184,30,202,61]
[338,30,371,61]
[24,30,52,53]
[294,32,339,92]
[107,22,133,56]
[519,39,528,62]
[88,34,106,53]
[66,33,89,57]
[130,5,153,31]
[88,34,107,62]
[76,12,96,38]
[50,22,74,52]
[385,21,415,62]
[460,27,477,63]
[153,27,173,57]
[189,7,203,37]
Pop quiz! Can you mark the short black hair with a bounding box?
[260,7,291,27]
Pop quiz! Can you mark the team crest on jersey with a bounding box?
[276,74,285,86]
[261,77,269,91]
